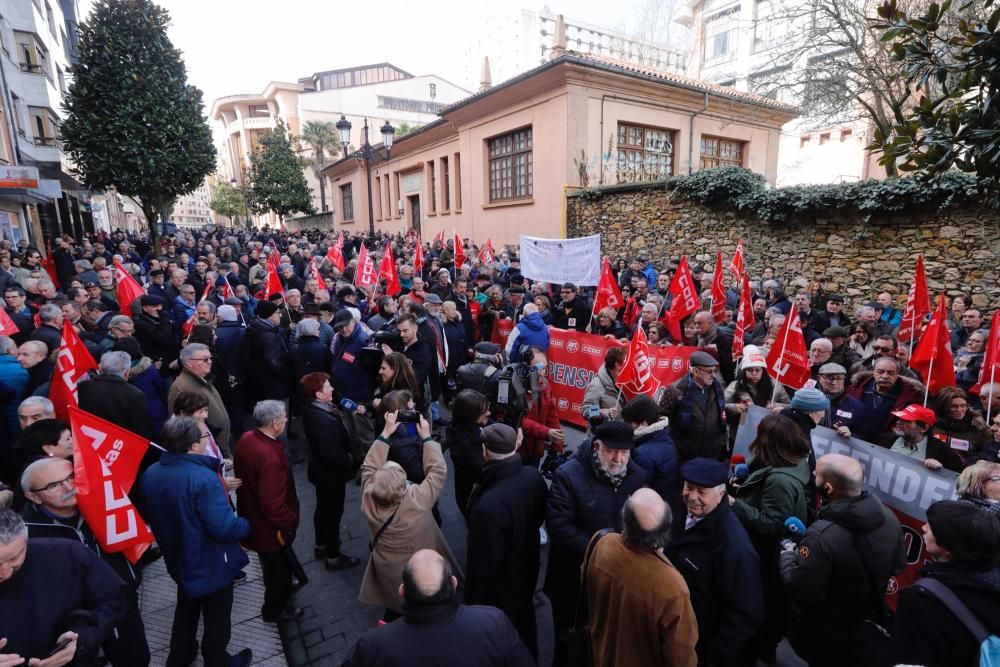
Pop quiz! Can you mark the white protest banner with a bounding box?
[518,234,601,286]
[734,405,958,608]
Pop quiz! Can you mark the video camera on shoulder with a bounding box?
[372,328,403,351]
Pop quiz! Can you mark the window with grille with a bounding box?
[487,127,533,203]
[699,136,745,169]
[616,123,675,183]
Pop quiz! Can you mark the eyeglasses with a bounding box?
[31,472,74,493]
[189,357,213,363]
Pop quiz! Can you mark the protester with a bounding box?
[724,345,789,424]
[929,386,990,469]
[660,350,729,462]
[581,346,625,424]
[816,362,866,436]
[519,348,563,468]
[79,350,155,441]
[847,357,926,441]
[622,394,680,503]
[168,342,231,455]
[666,458,763,666]
[447,389,491,517]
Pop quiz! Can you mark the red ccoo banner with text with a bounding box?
[493,321,696,427]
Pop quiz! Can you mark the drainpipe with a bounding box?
[689,92,709,173]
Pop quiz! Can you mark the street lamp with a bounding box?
[231,177,251,229]
[336,114,395,236]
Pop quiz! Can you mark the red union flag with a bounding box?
[765,309,811,390]
[50,320,98,421]
[478,239,496,264]
[113,260,145,313]
[264,261,283,298]
[662,257,701,341]
[971,312,1000,396]
[733,271,754,360]
[378,243,402,296]
[910,293,955,396]
[897,255,932,343]
[592,258,624,315]
[434,229,445,244]
[616,326,661,400]
[326,244,346,273]
[728,239,745,279]
[414,239,425,274]
[710,252,726,323]
[310,259,327,290]
[70,407,153,564]
[453,231,467,269]
[0,307,17,336]
[354,243,378,288]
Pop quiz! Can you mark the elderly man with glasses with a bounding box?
[20,457,151,666]
[171,284,198,329]
[168,343,231,457]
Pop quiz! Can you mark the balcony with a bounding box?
[228,116,276,134]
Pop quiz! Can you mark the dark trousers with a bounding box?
[313,482,347,556]
[259,550,293,617]
[104,588,151,666]
[166,582,233,667]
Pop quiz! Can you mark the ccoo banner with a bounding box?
[518,234,601,286]
[734,405,957,608]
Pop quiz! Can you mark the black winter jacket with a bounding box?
[465,456,547,655]
[446,422,483,516]
[78,373,154,441]
[243,317,291,400]
[134,311,177,365]
[301,400,355,486]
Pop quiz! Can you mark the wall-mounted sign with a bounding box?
[0,166,40,189]
[377,96,446,115]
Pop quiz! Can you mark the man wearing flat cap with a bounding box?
[465,424,547,658]
[823,325,861,373]
[659,350,730,462]
[814,294,851,332]
[816,362,867,438]
[666,458,763,666]
[134,292,177,367]
[544,420,650,665]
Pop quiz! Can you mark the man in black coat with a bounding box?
[133,294,177,367]
[291,318,331,381]
[666,458,763,666]
[345,549,533,667]
[20,457,150,666]
[78,350,154,442]
[693,311,736,384]
[243,300,292,403]
[465,424,547,658]
[0,509,129,665]
[780,453,906,667]
[551,282,591,332]
[395,313,434,394]
[544,421,650,665]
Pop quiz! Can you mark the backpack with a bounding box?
[916,577,1000,667]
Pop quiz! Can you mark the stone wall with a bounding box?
[566,180,1000,311]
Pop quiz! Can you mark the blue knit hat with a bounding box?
[790,387,830,412]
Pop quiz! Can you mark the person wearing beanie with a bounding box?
[244,297,292,405]
[816,362,866,438]
[724,345,790,438]
[464,424,547,658]
[786,387,830,437]
[878,500,1000,667]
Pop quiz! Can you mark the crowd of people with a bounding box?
[0,227,997,667]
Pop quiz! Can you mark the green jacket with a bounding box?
[731,458,810,560]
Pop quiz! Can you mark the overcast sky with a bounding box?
[77,0,671,107]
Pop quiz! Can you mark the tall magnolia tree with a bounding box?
[247,120,315,221]
[61,0,215,249]
[300,120,337,212]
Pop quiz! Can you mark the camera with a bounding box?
[396,410,421,423]
[372,328,402,351]
[540,443,572,481]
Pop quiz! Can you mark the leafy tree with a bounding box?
[872,0,1000,205]
[300,120,337,212]
[395,121,423,138]
[209,179,247,225]
[247,120,315,220]
[60,0,215,249]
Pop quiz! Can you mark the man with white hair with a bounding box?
[0,508,129,665]
[17,341,52,396]
[20,457,151,665]
[16,396,52,430]
[78,351,154,441]
[168,343,231,455]
[29,303,63,354]
[504,302,549,358]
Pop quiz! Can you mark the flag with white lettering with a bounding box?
[69,406,153,564]
[0,307,17,337]
[616,326,661,401]
[897,255,931,343]
[733,271,754,360]
[354,243,378,288]
[113,260,145,313]
[50,320,98,421]
[765,309,811,390]
[728,239,745,281]
[326,244,346,273]
[591,257,624,315]
[378,243,401,296]
[477,239,496,265]
[662,256,700,341]
[310,258,327,291]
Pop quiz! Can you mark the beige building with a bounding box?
[172,178,214,228]
[322,21,796,246]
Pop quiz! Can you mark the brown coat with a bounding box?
[585,533,699,667]
[168,367,231,456]
[359,438,462,613]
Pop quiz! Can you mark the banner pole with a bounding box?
[987,365,996,424]
[771,312,793,405]
[907,308,915,361]
[923,351,935,407]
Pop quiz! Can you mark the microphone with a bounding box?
[339,398,358,413]
[781,516,808,552]
[733,463,749,481]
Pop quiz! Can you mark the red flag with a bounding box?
[0,308,17,337]
[335,230,344,250]
[728,239,745,279]
[477,239,496,264]
[49,320,98,421]
[971,313,1000,395]
[326,245,346,273]
[662,257,701,341]
[113,260,145,313]
[909,293,955,395]
[897,255,932,343]
[41,255,60,288]
[221,279,235,299]
[69,406,153,564]
[310,259,327,291]
[414,240,425,274]
[453,231,466,269]
[710,252,726,323]
[263,261,284,298]
[201,281,212,302]
[267,246,280,270]
[765,309,811,390]
[616,326,661,400]
[379,243,402,296]
[181,311,197,338]
[433,229,445,244]
[592,257,624,314]
[354,243,378,288]
[733,271,754,360]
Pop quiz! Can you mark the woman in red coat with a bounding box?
[519,348,565,467]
